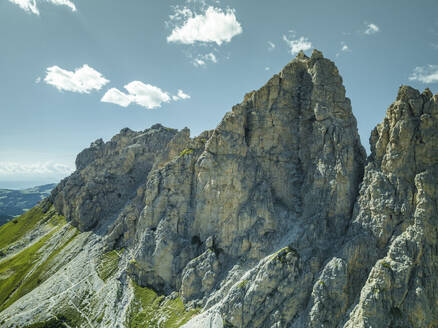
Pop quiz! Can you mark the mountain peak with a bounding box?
[1,54,438,328]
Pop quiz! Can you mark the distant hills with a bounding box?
[0,183,56,225]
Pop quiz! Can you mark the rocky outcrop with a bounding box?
[50,124,177,230]
[127,50,366,304]
[338,87,438,328]
[1,50,437,328]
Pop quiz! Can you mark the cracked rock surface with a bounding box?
[1,51,437,328]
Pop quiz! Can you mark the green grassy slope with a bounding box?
[0,205,199,328]
[128,280,199,328]
[0,205,76,312]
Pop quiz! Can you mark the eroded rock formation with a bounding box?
[1,50,437,328]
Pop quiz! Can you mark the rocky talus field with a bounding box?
[0,50,437,328]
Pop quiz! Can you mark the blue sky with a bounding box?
[1,0,437,189]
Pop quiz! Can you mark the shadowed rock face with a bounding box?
[2,50,438,328]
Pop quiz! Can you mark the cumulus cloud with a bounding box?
[193,52,217,67]
[124,82,171,109]
[167,6,242,45]
[101,82,190,109]
[283,33,312,55]
[101,88,131,107]
[8,0,76,15]
[44,64,109,94]
[0,161,73,176]
[8,0,39,14]
[409,65,438,83]
[267,41,276,51]
[365,23,380,35]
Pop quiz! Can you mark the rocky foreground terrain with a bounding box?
[0,50,437,328]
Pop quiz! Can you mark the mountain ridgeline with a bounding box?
[0,50,437,328]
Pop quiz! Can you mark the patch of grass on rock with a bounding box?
[128,280,199,328]
[97,249,122,282]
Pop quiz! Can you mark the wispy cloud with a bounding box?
[101,82,190,109]
[364,23,380,35]
[0,161,73,176]
[172,89,191,101]
[44,65,109,93]
[267,41,276,51]
[409,65,438,83]
[167,6,242,45]
[336,42,351,57]
[47,0,75,11]
[283,32,312,55]
[8,0,76,15]
[341,44,350,52]
[192,52,217,67]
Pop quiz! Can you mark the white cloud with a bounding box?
[193,52,217,67]
[124,82,171,109]
[44,64,109,94]
[167,6,242,45]
[206,52,217,63]
[365,23,380,35]
[8,0,39,14]
[8,0,76,15]
[193,58,206,67]
[283,34,312,55]
[409,65,438,83]
[101,88,131,107]
[47,0,76,12]
[101,82,190,109]
[336,42,351,57]
[0,161,73,176]
[267,41,276,51]
[35,77,41,83]
[265,67,270,71]
[172,89,191,101]
[341,41,351,52]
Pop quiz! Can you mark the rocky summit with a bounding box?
[0,50,437,328]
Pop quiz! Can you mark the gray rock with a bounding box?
[50,124,177,231]
[2,51,438,328]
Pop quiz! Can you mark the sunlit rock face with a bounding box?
[50,124,177,231]
[1,51,438,328]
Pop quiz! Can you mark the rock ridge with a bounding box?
[0,50,437,328]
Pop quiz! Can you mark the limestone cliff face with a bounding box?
[50,124,177,231]
[1,51,437,328]
[337,86,438,328]
[126,50,365,301]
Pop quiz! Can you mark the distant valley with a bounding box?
[0,184,56,225]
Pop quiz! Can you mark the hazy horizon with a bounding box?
[1,0,438,189]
